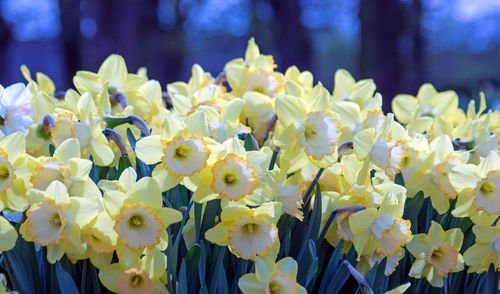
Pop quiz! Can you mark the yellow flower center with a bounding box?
[174,145,189,159]
[0,164,9,179]
[269,280,281,294]
[129,214,144,228]
[264,273,299,294]
[130,274,143,287]
[426,243,459,276]
[480,181,495,194]
[48,213,62,227]
[114,203,165,251]
[304,124,318,140]
[224,172,238,185]
[228,215,278,260]
[118,269,153,294]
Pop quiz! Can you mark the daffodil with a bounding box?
[205,202,281,260]
[0,132,31,212]
[403,135,468,214]
[20,65,56,95]
[238,256,306,294]
[406,221,464,287]
[392,83,458,139]
[192,138,270,204]
[20,181,99,263]
[100,172,181,262]
[99,253,168,294]
[331,69,376,108]
[26,138,101,199]
[73,54,148,117]
[353,113,407,180]
[0,216,17,253]
[349,190,411,261]
[0,83,34,135]
[464,223,500,273]
[135,116,222,192]
[274,86,341,170]
[449,151,500,225]
[50,91,114,166]
[224,38,284,98]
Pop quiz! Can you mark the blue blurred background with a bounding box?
[1,0,500,111]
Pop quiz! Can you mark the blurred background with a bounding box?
[1,0,500,111]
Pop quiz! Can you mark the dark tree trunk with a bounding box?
[0,16,11,83]
[360,0,404,113]
[60,0,81,89]
[269,0,311,72]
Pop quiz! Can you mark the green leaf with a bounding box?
[177,259,188,294]
[170,201,193,281]
[117,155,132,177]
[185,245,201,293]
[4,248,36,294]
[194,202,202,244]
[319,240,344,293]
[243,133,255,151]
[49,144,55,157]
[304,240,319,289]
[55,262,79,294]
[126,128,137,151]
[198,240,208,293]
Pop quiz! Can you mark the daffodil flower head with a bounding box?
[297,111,341,160]
[105,177,182,253]
[99,259,168,294]
[0,132,30,211]
[406,221,464,287]
[0,83,34,135]
[464,223,500,273]
[238,256,306,294]
[24,199,68,246]
[162,134,210,176]
[205,202,281,260]
[114,202,165,251]
[331,69,376,107]
[21,181,98,263]
[450,151,500,223]
[211,153,257,201]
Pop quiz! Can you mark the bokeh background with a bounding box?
[1,0,500,111]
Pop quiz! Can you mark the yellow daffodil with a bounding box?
[27,138,101,199]
[135,116,222,192]
[349,191,411,261]
[205,202,281,260]
[406,221,464,287]
[0,216,17,253]
[0,132,31,212]
[224,38,284,98]
[51,91,114,166]
[238,256,306,294]
[20,65,56,95]
[99,253,168,294]
[404,135,468,214]
[73,54,148,117]
[464,223,500,273]
[193,138,272,204]
[100,173,181,261]
[331,69,376,108]
[450,151,500,225]
[20,181,99,263]
[392,84,458,139]
[354,113,407,180]
[275,87,341,170]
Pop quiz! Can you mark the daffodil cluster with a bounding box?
[0,37,499,293]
